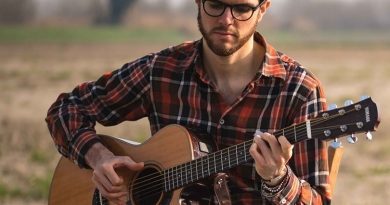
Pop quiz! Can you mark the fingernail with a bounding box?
[254,130,263,138]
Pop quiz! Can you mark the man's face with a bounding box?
[197,0,266,56]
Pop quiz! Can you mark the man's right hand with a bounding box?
[85,143,144,205]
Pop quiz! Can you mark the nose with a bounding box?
[218,6,235,25]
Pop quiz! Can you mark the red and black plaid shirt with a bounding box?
[46,32,331,204]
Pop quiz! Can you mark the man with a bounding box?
[46,0,332,204]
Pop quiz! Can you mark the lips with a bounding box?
[212,29,238,39]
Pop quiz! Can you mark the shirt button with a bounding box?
[219,119,225,125]
[281,198,287,204]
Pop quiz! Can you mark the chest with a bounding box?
[149,74,291,146]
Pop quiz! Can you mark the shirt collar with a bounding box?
[193,32,287,83]
[254,32,287,81]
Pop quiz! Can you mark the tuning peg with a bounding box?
[366,132,373,141]
[347,134,358,144]
[330,138,342,148]
[360,95,370,101]
[328,103,338,110]
[344,100,354,106]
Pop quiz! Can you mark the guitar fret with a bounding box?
[201,158,204,178]
[207,155,210,176]
[235,145,239,166]
[184,163,188,186]
[178,164,182,187]
[244,141,248,161]
[294,125,297,143]
[163,170,167,192]
[173,166,177,189]
[196,159,200,180]
[168,168,172,191]
[203,156,209,176]
[220,150,224,170]
[213,152,217,173]
[189,162,193,183]
[228,147,231,168]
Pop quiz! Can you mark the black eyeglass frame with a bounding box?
[201,0,266,21]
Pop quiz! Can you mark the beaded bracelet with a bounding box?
[261,166,291,199]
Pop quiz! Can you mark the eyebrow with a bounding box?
[209,0,258,8]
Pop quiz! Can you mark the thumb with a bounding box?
[114,156,144,171]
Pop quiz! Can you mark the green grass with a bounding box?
[1,26,390,46]
[263,29,390,48]
[28,175,52,200]
[0,174,53,200]
[30,150,51,164]
[0,182,23,199]
[0,26,189,44]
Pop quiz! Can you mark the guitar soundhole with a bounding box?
[131,166,164,205]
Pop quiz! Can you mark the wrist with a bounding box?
[85,142,114,169]
[261,166,288,186]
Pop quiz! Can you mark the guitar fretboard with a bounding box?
[163,122,312,191]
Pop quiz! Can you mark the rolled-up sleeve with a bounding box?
[45,55,153,168]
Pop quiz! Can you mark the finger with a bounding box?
[93,170,124,193]
[260,133,282,157]
[92,174,127,200]
[92,177,127,199]
[278,136,294,156]
[253,135,274,164]
[249,142,265,165]
[113,156,144,171]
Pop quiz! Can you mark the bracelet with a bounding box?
[261,166,291,199]
[260,166,288,184]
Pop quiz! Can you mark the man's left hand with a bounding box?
[249,132,294,186]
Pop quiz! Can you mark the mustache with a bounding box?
[211,26,239,36]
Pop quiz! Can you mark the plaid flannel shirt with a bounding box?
[46,32,332,204]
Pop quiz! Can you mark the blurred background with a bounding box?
[0,0,389,204]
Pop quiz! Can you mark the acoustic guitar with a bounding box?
[49,97,380,205]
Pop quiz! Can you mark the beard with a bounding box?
[197,10,258,57]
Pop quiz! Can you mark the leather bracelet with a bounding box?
[261,166,291,199]
[261,166,288,185]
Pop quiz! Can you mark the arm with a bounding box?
[45,57,152,168]
[45,56,152,203]
[250,85,332,205]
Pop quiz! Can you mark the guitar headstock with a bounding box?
[311,97,380,141]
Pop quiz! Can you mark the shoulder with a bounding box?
[151,40,200,72]
[119,40,200,75]
[279,51,322,90]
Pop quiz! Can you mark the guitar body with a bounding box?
[49,124,212,205]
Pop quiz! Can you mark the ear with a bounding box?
[257,0,271,23]
[260,0,271,13]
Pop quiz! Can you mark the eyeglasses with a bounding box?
[202,0,265,21]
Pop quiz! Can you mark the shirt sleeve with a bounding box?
[45,55,153,168]
[266,85,332,205]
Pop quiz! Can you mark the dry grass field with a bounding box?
[0,28,389,204]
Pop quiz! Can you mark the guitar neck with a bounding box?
[163,121,312,192]
[163,96,380,191]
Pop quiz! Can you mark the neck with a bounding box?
[202,35,264,84]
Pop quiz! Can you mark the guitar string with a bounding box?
[130,123,343,197]
[129,112,354,195]
[129,108,348,190]
[129,112,330,187]
[132,105,362,188]
[130,108,360,197]
[130,122,355,198]
[130,124,350,201]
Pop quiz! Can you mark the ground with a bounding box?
[0,30,389,204]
